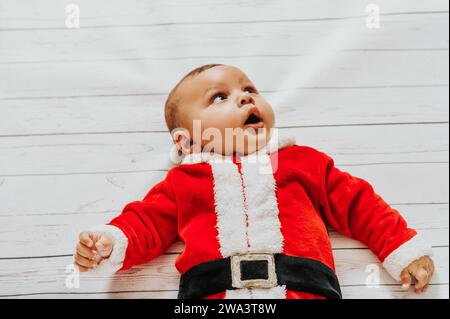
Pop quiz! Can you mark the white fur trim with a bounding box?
[382,234,433,281]
[250,285,287,299]
[265,130,296,154]
[240,154,284,254]
[180,132,296,165]
[226,286,287,299]
[169,144,184,165]
[181,152,224,165]
[87,225,128,273]
[210,159,249,257]
[225,288,252,299]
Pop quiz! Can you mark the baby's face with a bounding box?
[175,65,275,155]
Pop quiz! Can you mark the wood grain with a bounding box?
[1,14,448,65]
[1,51,448,100]
[0,88,448,136]
[1,0,447,30]
[0,124,447,176]
[2,284,448,299]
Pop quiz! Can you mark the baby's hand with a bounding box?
[74,230,114,272]
[400,256,435,293]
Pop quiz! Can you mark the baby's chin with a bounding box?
[233,128,272,155]
[197,126,274,156]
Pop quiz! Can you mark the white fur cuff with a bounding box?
[88,225,129,273]
[382,234,433,281]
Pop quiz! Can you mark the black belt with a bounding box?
[178,253,342,299]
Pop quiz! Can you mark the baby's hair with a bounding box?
[164,64,223,134]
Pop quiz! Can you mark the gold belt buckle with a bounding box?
[231,254,278,289]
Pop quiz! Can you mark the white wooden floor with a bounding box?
[0,0,448,299]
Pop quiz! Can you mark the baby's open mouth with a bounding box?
[243,109,264,129]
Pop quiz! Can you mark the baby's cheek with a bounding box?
[262,104,276,127]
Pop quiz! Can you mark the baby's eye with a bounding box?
[244,86,256,94]
[212,93,227,103]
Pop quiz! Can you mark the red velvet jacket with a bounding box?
[91,137,432,299]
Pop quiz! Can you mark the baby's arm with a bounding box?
[318,152,434,293]
[74,172,178,273]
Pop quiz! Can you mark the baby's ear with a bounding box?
[172,128,192,155]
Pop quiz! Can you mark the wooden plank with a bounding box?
[335,247,448,287]
[330,228,448,249]
[0,87,448,136]
[0,0,447,30]
[349,163,448,205]
[0,171,167,216]
[0,163,447,217]
[341,284,449,299]
[0,124,447,176]
[0,247,446,297]
[0,204,447,258]
[1,14,448,64]
[2,285,447,299]
[1,51,448,100]
[0,291,179,299]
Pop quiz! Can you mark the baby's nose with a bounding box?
[240,94,254,107]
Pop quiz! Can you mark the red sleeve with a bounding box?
[318,152,420,263]
[108,171,178,271]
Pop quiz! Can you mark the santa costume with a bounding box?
[90,135,432,299]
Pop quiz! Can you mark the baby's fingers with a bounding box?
[74,252,97,270]
[79,231,94,248]
[74,263,90,272]
[76,242,95,259]
[400,269,412,289]
[95,234,113,258]
[413,268,430,293]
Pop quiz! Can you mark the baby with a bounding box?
[74,64,435,299]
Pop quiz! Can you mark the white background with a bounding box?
[0,0,448,298]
